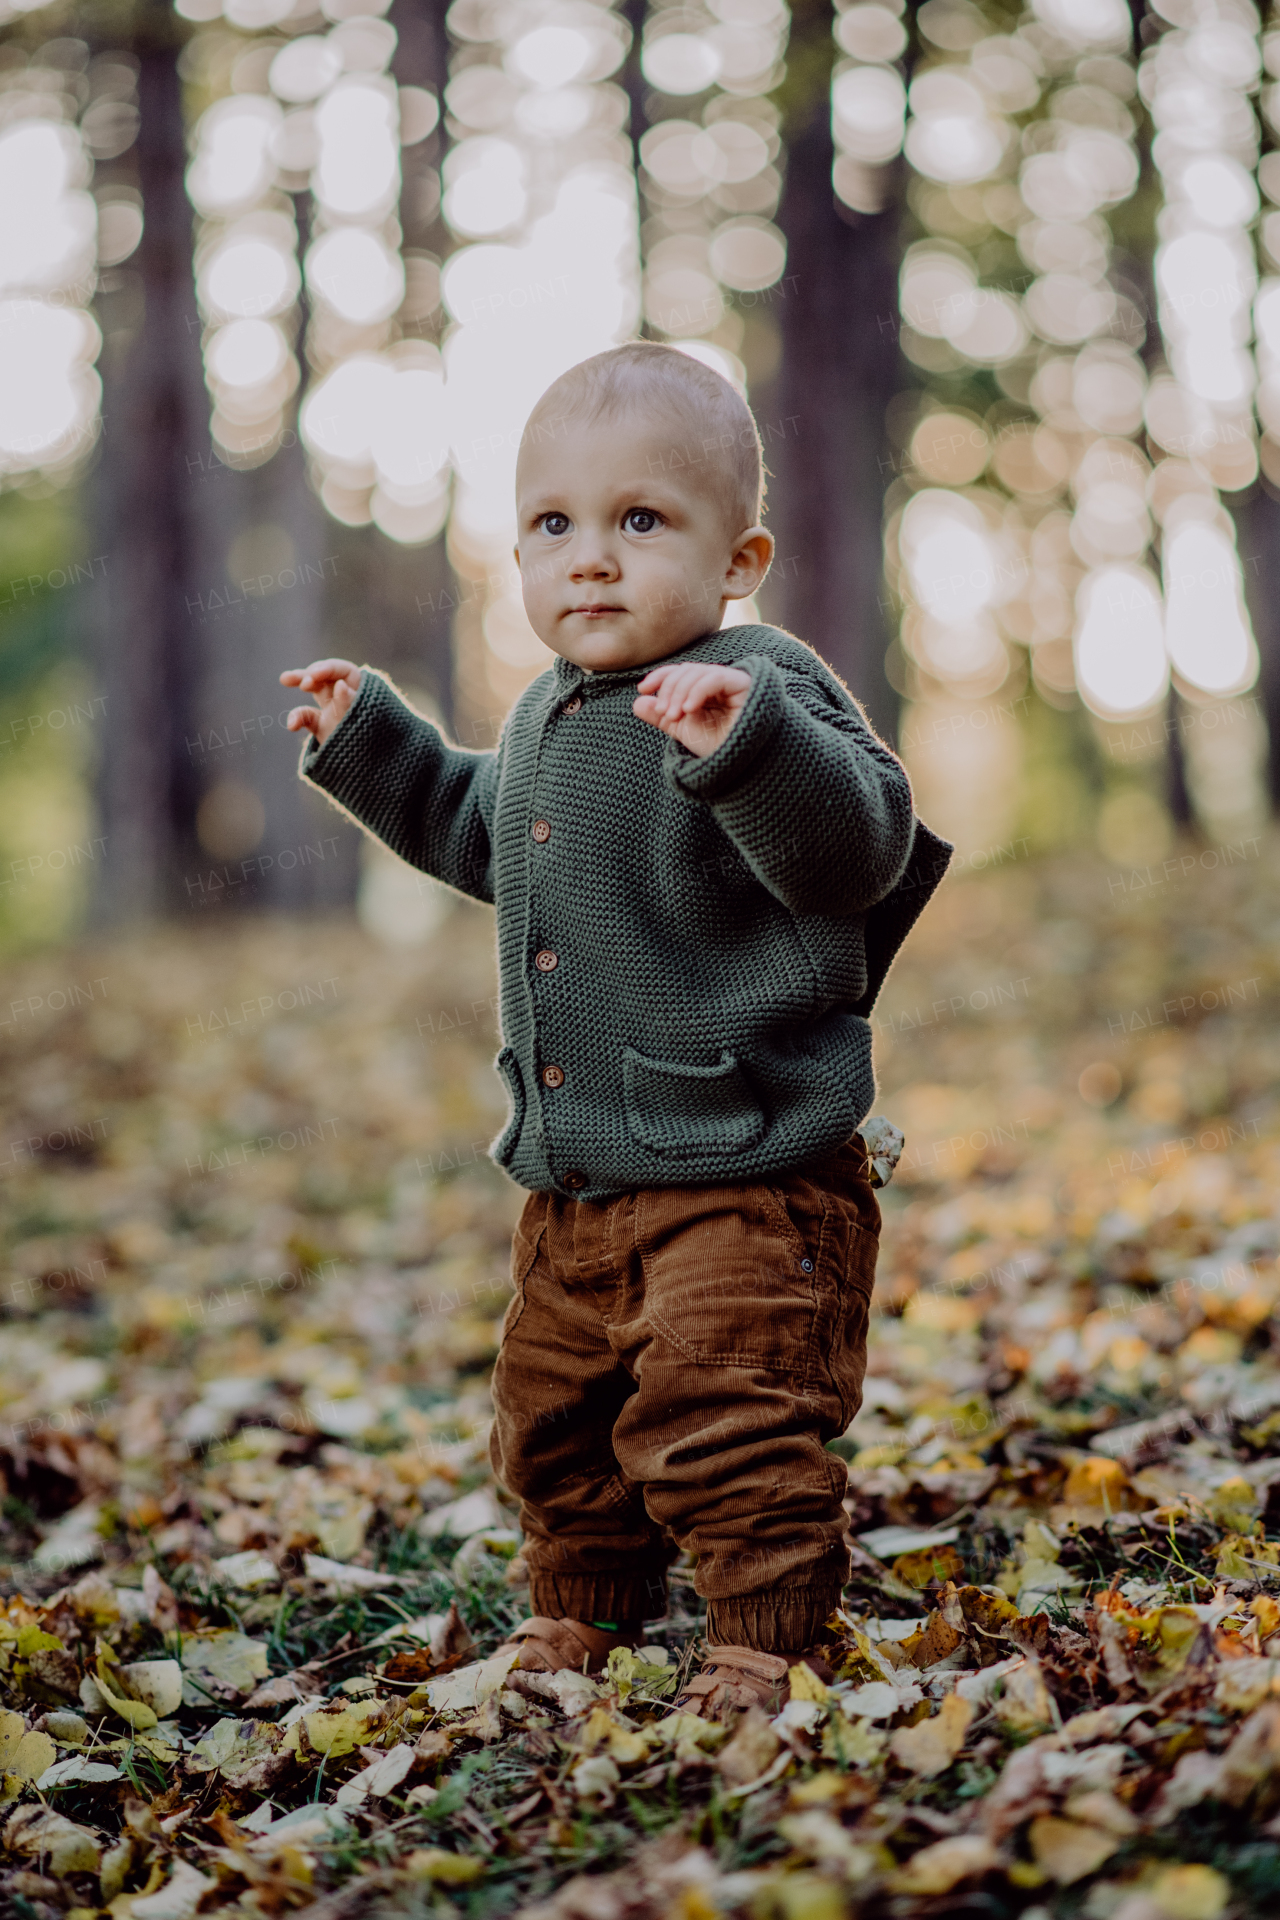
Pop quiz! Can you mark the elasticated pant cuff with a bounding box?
[527,1569,668,1627]
[706,1582,845,1653]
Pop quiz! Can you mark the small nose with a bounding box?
[569,534,618,581]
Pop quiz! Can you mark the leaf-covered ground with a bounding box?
[1,841,1280,1919]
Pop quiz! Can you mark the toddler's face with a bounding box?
[514,410,772,673]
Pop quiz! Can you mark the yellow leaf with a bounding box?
[9,1732,54,1783]
[0,1713,28,1770]
[15,1627,64,1658]
[1206,1477,1260,1533]
[302,1698,384,1757]
[575,1705,652,1766]
[116,1661,183,1719]
[1062,1457,1135,1513]
[4,1806,102,1874]
[892,1545,965,1589]
[889,1693,973,1777]
[1149,1864,1230,1920]
[94,1661,157,1732]
[1251,1596,1280,1642]
[1028,1816,1120,1885]
[788,1662,830,1704]
[823,1712,886,1769]
[405,1848,485,1885]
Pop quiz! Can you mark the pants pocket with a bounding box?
[635,1181,818,1372]
[500,1198,546,1344]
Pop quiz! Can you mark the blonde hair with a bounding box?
[522,342,765,533]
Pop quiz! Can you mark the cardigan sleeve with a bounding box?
[662,652,916,919]
[299,668,498,905]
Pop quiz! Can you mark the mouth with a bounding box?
[568,605,625,619]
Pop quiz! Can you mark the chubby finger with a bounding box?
[632,695,682,735]
[286,657,360,692]
[285,705,321,734]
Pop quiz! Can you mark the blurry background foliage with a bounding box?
[0,0,1277,952]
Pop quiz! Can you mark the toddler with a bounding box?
[282,343,950,1716]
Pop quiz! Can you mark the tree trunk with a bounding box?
[754,8,902,741]
[92,1,210,922]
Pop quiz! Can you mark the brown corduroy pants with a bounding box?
[489,1136,879,1653]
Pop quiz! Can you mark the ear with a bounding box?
[725,527,774,600]
[512,542,521,570]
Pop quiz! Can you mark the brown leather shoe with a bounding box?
[675,1644,792,1719]
[492,1615,638,1674]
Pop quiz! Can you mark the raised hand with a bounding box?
[632,661,751,758]
[280,659,363,748]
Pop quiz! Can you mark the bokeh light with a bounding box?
[0,45,105,484]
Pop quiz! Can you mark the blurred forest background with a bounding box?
[0,0,1277,948]
[5,2,1280,1918]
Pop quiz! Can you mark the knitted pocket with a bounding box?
[492,1046,526,1165]
[621,1046,766,1156]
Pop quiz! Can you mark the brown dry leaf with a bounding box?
[889,1693,973,1776]
[899,1609,966,1670]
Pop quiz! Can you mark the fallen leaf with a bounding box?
[1148,1863,1231,1920]
[899,1609,966,1670]
[777,1811,878,1878]
[419,1489,504,1539]
[995,1658,1056,1734]
[334,1743,416,1804]
[0,1712,56,1785]
[94,1661,158,1731]
[117,1660,183,1719]
[570,1754,620,1804]
[425,1647,520,1714]
[35,1756,122,1788]
[302,1554,403,1593]
[1028,1815,1120,1885]
[296,1697,385,1758]
[129,1859,218,1920]
[3,1805,102,1873]
[176,1630,270,1705]
[889,1693,974,1776]
[405,1848,486,1884]
[842,1680,921,1721]
[890,1835,998,1894]
[716,1707,781,1788]
[188,1717,243,1773]
[893,1544,966,1588]
[209,1550,280,1590]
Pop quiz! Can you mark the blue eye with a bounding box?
[625,509,660,533]
[541,513,570,536]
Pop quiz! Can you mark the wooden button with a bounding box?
[564,1171,587,1191]
[541,1064,565,1089]
[531,819,551,843]
[562,695,582,715]
[535,949,558,972]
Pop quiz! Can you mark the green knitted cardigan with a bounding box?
[301,623,951,1201]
